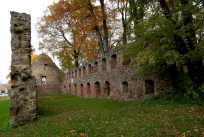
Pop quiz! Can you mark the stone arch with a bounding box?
[79,69,81,77]
[123,81,130,101]
[88,64,92,74]
[91,66,94,73]
[94,62,98,72]
[83,66,86,76]
[87,83,91,98]
[69,85,71,93]
[111,54,117,69]
[75,70,77,78]
[104,81,110,97]
[95,81,101,98]
[122,81,128,93]
[145,80,154,94]
[80,84,83,97]
[74,84,77,95]
[102,58,106,71]
[72,72,74,78]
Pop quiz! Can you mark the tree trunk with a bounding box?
[121,10,127,45]
[73,50,79,67]
[87,0,105,55]
[159,0,204,89]
[100,0,109,53]
[128,0,145,41]
[180,0,204,86]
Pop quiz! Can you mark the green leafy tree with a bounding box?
[123,0,204,98]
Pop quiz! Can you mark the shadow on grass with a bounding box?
[37,94,129,117]
[37,94,71,116]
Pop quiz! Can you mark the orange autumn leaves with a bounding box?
[36,0,122,72]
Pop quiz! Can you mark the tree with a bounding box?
[116,0,128,45]
[36,0,82,70]
[36,0,123,72]
[123,0,204,98]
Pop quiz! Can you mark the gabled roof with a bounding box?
[31,53,61,72]
[32,53,54,66]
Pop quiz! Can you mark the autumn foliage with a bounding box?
[36,0,122,72]
[36,0,204,98]
[31,54,39,65]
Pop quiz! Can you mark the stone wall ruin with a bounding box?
[31,53,62,95]
[61,48,172,102]
[10,11,37,125]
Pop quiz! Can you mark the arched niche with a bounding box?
[87,83,91,98]
[145,80,154,94]
[111,54,117,69]
[94,62,98,72]
[102,58,106,71]
[83,66,86,76]
[104,81,110,97]
[74,84,77,95]
[80,84,83,97]
[122,81,128,93]
[95,81,100,98]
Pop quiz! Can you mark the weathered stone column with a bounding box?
[10,11,38,126]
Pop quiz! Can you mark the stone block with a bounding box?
[10,11,37,126]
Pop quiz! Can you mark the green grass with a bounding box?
[0,94,204,137]
[0,97,10,127]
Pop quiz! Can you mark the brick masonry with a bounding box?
[31,53,62,95]
[61,48,172,102]
[10,11,37,125]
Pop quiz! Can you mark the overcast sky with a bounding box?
[0,0,57,84]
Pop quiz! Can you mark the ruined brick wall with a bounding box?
[61,48,172,102]
[10,11,37,125]
[31,53,62,95]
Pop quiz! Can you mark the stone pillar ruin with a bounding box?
[10,11,38,126]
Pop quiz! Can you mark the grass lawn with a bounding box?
[0,94,204,137]
[0,97,9,127]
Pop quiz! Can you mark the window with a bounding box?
[94,62,98,72]
[83,66,86,76]
[79,69,81,77]
[80,84,83,97]
[95,82,100,98]
[102,58,106,71]
[145,80,154,94]
[74,84,77,95]
[41,76,46,84]
[104,81,110,97]
[75,70,77,78]
[87,83,91,98]
[122,82,128,93]
[111,54,117,69]
[44,64,48,70]
[88,64,92,74]
[69,85,71,93]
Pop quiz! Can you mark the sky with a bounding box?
[0,0,57,84]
